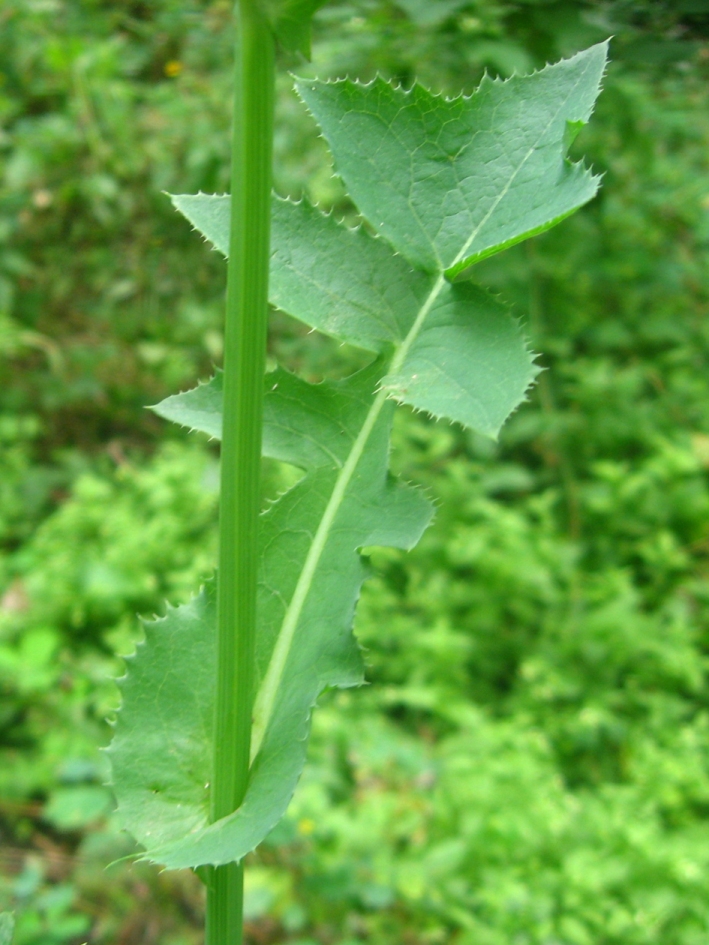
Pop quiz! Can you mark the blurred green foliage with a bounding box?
[2,0,709,943]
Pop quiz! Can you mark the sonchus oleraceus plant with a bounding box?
[107,2,607,942]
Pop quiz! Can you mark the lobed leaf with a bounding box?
[112,44,605,868]
[172,193,433,353]
[171,193,538,435]
[296,42,607,277]
[111,365,432,868]
[379,282,540,437]
[108,588,216,853]
[152,366,384,470]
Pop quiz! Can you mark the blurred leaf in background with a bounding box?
[2,0,709,943]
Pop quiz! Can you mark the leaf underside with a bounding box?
[296,43,606,279]
[111,365,432,868]
[110,42,607,869]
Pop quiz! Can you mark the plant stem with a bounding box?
[206,2,274,942]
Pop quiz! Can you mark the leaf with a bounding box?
[295,42,607,277]
[108,589,215,852]
[379,283,540,437]
[157,287,537,441]
[0,914,14,945]
[111,365,433,868]
[264,0,330,58]
[153,365,397,469]
[112,45,605,869]
[172,193,433,353]
[171,194,537,434]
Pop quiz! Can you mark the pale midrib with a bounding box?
[451,62,592,272]
[249,68,592,765]
[249,272,445,764]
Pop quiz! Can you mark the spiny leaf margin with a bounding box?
[170,192,538,437]
[110,41,607,869]
[295,41,607,278]
[111,366,433,868]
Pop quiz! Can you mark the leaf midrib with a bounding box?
[248,272,446,764]
[444,54,597,278]
[249,60,596,767]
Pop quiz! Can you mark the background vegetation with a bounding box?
[2,0,709,942]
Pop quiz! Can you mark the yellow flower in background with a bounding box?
[297,818,315,836]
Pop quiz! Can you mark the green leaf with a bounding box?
[112,45,605,869]
[109,586,216,853]
[171,194,536,434]
[111,365,433,868]
[172,193,433,353]
[0,914,14,945]
[150,372,224,441]
[295,42,607,277]
[156,287,536,441]
[264,0,329,58]
[379,283,539,437]
[153,365,396,469]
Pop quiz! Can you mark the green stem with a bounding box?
[206,2,274,943]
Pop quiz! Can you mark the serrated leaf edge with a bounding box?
[295,42,608,275]
[293,40,608,103]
